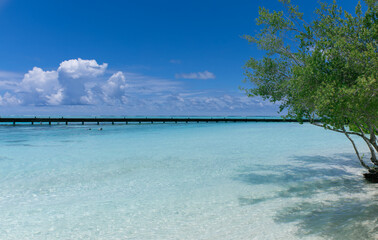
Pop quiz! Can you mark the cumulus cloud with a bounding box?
[0,58,112,106]
[175,70,215,80]
[101,71,128,104]
[19,67,62,105]
[58,58,107,79]
[57,58,108,104]
[21,67,59,92]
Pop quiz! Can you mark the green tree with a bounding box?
[243,0,378,178]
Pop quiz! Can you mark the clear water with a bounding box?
[0,122,377,240]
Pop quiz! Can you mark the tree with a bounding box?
[243,0,378,180]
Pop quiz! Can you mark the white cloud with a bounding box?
[102,72,127,98]
[58,58,107,79]
[80,88,100,105]
[0,59,126,106]
[46,88,64,105]
[175,70,215,80]
[0,92,22,106]
[56,59,107,104]
[0,59,110,106]
[21,67,59,92]
[101,71,128,104]
[19,67,63,105]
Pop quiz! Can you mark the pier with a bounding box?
[0,117,313,126]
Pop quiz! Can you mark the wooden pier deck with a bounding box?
[0,117,312,125]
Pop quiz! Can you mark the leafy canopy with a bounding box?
[243,0,377,131]
[243,0,378,171]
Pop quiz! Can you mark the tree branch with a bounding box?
[310,122,364,137]
[342,127,371,171]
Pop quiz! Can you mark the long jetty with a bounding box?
[0,117,312,126]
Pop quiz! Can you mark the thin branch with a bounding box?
[276,69,291,79]
[342,127,371,170]
[310,122,364,137]
[278,46,303,66]
[353,118,378,153]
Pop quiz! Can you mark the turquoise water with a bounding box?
[0,122,377,239]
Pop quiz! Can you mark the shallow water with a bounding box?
[0,122,377,239]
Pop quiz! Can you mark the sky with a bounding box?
[0,0,359,116]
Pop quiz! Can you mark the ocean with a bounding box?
[0,121,377,239]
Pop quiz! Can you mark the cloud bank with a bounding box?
[0,58,278,115]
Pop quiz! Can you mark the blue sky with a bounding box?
[0,0,359,116]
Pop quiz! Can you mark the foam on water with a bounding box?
[0,122,377,239]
